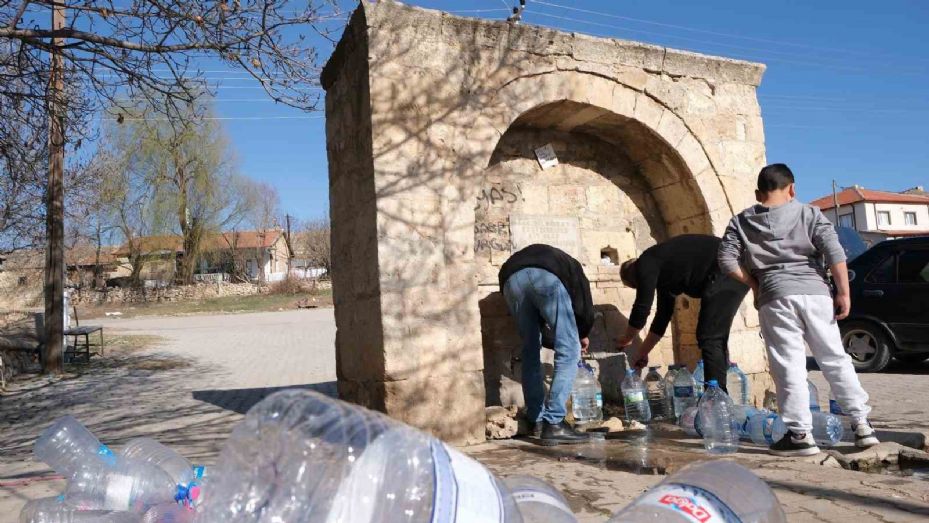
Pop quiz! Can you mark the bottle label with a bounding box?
[105,474,134,510]
[595,392,603,408]
[624,392,645,404]
[674,386,695,398]
[512,490,572,514]
[431,441,504,523]
[829,400,845,416]
[98,444,117,466]
[627,484,742,523]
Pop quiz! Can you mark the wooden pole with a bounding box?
[833,180,841,226]
[43,3,66,373]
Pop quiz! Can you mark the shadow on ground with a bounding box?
[193,382,337,414]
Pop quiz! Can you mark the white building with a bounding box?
[811,185,929,244]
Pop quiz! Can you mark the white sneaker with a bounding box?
[853,421,880,448]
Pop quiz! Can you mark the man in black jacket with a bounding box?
[618,234,749,390]
[500,244,595,445]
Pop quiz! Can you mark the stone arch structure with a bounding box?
[322,1,771,444]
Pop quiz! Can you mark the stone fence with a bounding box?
[70,282,266,306]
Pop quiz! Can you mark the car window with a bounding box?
[898,251,929,284]
[865,254,896,284]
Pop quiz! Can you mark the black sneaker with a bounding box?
[528,421,542,439]
[769,430,820,457]
[853,421,880,448]
[540,420,590,446]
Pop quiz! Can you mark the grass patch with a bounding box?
[80,290,332,319]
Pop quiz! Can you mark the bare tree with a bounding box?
[298,217,330,278]
[243,179,280,285]
[1,0,340,372]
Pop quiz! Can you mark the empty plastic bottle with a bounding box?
[121,438,196,490]
[644,366,666,420]
[678,407,701,437]
[672,367,698,418]
[64,458,182,512]
[829,391,846,416]
[196,389,523,523]
[693,360,706,398]
[730,405,768,441]
[621,369,651,424]
[570,361,602,426]
[143,503,194,523]
[747,411,844,447]
[607,460,787,523]
[504,476,577,523]
[19,497,141,523]
[808,379,821,412]
[725,362,751,405]
[34,416,116,479]
[697,380,738,454]
[663,365,681,419]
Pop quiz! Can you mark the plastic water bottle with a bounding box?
[121,438,196,489]
[644,366,666,420]
[725,362,751,405]
[829,391,846,416]
[747,411,844,447]
[808,379,821,412]
[64,458,182,512]
[730,405,768,440]
[196,389,523,523]
[693,360,705,398]
[672,367,698,417]
[19,497,141,523]
[34,416,116,479]
[504,476,577,523]
[697,380,738,454]
[143,503,194,523]
[621,369,651,424]
[678,407,701,437]
[663,365,681,419]
[607,461,787,523]
[570,361,602,426]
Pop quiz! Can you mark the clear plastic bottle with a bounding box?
[64,458,181,512]
[772,413,844,447]
[678,407,701,437]
[697,380,739,454]
[142,503,194,523]
[607,461,787,523]
[672,367,698,417]
[693,360,706,398]
[503,476,577,523]
[33,416,116,479]
[808,379,821,412]
[829,391,846,416]
[195,389,523,523]
[621,369,651,424]
[747,409,780,446]
[725,362,751,406]
[663,365,681,420]
[644,366,666,420]
[121,438,195,489]
[730,405,767,440]
[570,361,602,426]
[19,497,141,523]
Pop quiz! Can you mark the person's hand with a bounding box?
[834,293,851,321]
[617,332,636,349]
[631,350,649,371]
[580,337,590,355]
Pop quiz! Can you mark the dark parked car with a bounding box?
[840,236,929,372]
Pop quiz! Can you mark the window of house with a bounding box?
[838,213,854,228]
[866,254,896,284]
[905,212,918,226]
[898,251,929,283]
[877,211,891,227]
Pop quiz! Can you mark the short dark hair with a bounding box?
[757,163,795,193]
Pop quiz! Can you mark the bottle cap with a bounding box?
[708,379,719,387]
[626,368,635,375]
[648,366,660,371]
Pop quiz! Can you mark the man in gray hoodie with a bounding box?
[718,163,879,457]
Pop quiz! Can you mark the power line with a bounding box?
[102,115,325,121]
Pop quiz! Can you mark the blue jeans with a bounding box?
[503,268,581,424]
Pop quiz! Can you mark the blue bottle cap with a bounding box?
[626,368,635,375]
[708,379,719,387]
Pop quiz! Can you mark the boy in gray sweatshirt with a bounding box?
[718,163,879,457]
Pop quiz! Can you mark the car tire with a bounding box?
[895,353,929,364]
[841,321,893,373]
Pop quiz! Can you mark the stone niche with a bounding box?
[322,0,771,445]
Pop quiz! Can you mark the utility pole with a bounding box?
[44,3,66,374]
[285,213,293,274]
[832,180,841,227]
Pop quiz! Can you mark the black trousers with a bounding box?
[696,271,751,393]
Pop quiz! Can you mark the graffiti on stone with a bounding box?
[475,220,512,253]
[509,215,581,258]
[475,183,523,211]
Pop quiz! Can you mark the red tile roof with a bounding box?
[876,230,929,238]
[811,187,929,210]
[113,230,283,257]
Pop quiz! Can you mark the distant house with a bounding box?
[113,230,292,285]
[64,244,125,288]
[811,185,929,244]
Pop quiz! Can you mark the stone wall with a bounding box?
[70,282,266,306]
[323,1,772,444]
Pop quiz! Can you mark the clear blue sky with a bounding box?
[212,0,928,220]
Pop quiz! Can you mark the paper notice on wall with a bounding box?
[509,215,581,258]
[534,144,559,170]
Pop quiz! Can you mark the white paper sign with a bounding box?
[534,144,559,170]
[509,215,581,258]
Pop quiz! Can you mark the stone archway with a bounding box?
[322,1,770,444]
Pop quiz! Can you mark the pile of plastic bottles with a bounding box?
[20,416,202,523]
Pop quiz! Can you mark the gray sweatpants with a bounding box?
[759,294,871,433]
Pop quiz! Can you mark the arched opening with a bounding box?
[477,100,712,407]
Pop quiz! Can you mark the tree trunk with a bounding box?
[43,4,66,374]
